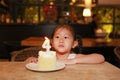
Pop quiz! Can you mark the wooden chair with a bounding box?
[10,47,42,61]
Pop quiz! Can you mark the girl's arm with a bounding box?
[63,53,105,64]
[74,53,105,64]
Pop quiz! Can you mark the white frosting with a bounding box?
[38,51,56,57]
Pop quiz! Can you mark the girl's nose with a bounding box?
[59,38,63,43]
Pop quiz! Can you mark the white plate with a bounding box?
[25,62,65,72]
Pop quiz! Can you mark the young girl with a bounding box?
[26,25,105,64]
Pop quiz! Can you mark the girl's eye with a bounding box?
[55,36,59,38]
[64,36,69,39]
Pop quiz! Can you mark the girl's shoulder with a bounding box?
[68,53,85,59]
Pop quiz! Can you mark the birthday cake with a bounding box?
[38,51,56,70]
[38,37,56,70]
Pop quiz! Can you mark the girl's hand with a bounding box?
[25,57,38,63]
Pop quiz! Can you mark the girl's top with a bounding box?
[67,53,76,59]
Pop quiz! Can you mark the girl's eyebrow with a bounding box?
[64,34,71,36]
[54,32,60,35]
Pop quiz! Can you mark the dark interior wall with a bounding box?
[0,24,57,41]
[0,24,94,41]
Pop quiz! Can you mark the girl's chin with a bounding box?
[57,51,66,55]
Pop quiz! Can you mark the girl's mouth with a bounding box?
[58,45,64,47]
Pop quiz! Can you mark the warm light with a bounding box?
[49,2,54,8]
[73,0,96,7]
[102,25,113,34]
[50,1,54,5]
[70,2,74,5]
[72,0,76,3]
[83,8,91,17]
[84,0,92,7]
[102,25,113,42]
[40,0,44,2]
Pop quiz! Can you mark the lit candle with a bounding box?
[42,37,51,52]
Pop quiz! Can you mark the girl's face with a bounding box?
[51,28,76,55]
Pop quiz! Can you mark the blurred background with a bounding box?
[0,0,120,34]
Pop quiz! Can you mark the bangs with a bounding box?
[51,25,75,40]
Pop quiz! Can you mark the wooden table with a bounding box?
[21,37,44,47]
[21,37,120,47]
[0,62,119,80]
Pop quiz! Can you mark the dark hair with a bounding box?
[51,24,75,40]
[51,24,82,53]
[72,34,82,53]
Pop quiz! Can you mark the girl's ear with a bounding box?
[72,40,78,48]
